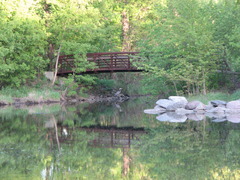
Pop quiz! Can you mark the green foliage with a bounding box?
[95,79,115,93]
[0,5,48,87]
[136,0,240,95]
[188,89,240,104]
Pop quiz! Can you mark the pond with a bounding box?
[0,97,240,180]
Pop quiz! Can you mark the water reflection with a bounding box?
[147,111,240,123]
[48,124,146,176]
[0,97,240,179]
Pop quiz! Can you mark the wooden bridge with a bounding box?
[57,52,142,76]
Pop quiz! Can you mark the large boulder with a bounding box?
[226,100,240,109]
[226,114,240,123]
[175,108,194,115]
[210,100,227,107]
[187,113,205,121]
[156,99,174,109]
[144,106,166,114]
[225,108,240,114]
[166,101,188,111]
[212,118,227,123]
[169,96,188,104]
[205,111,225,119]
[206,107,227,113]
[156,112,187,123]
[156,113,173,122]
[185,101,204,110]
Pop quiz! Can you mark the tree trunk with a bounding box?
[52,46,61,86]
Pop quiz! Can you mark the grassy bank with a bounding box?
[187,90,240,104]
[0,87,61,105]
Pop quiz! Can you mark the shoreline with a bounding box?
[0,93,135,107]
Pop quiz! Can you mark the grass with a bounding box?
[27,89,61,101]
[0,87,61,102]
[0,95,14,104]
[187,90,240,104]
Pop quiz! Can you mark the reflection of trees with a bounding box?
[60,98,156,128]
[0,105,148,179]
[134,120,240,179]
[50,125,146,178]
[0,109,48,179]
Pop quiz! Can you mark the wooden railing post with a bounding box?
[128,54,130,69]
[110,54,113,69]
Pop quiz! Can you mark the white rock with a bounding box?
[226,114,240,123]
[156,112,187,122]
[225,108,240,114]
[187,113,205,121]
[212,118,227,123]
[166,101,188,111]
[156,99,174,108]
[156,113,172,122]
[169,96,188,103]
[144,108,165,114]
[226,100,240,109]
[175,108,194,115]
[195,103,206,110]
[206,107,227,113]
[185,101,203,110]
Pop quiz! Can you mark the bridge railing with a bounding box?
[57,52,140,75]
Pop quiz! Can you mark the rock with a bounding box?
[205,112,225,119]
[225,108,240,114]
[210,100,227,107]
[169,96,188,104]
[205,103,214,110]
[166,101,188,111]
[226,114,240,123]
[156,113,172,122]
[175,108,194,115]
[154,105,167,112]
[206,107,227,113]
[156,99,174,109]
[226,100,240,109]
[187,113,205,121]
[212,118,227,123]
[166,112,187,122]
[167,112,187,122]
[44,71,54,81]
[185,101,205,110]
[195,102,206,110]
[156,112,187,122]
[144,108,166,114]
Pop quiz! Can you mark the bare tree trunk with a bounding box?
[52,46,61,86]
[172,81,178,95]
[202,71,206,95]
[52,115,61,151]
[122,147,130,176]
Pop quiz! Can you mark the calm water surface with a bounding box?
[0,97,240,180]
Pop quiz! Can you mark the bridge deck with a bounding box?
[57,52,142,76]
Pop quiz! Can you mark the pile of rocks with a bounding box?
[144,96,240,123]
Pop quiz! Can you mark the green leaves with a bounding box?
[0,11,48,87]
[137,0,234,95]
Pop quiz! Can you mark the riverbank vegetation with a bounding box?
[1,0,240,98]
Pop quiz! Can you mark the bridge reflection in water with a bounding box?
[48,124,146,176]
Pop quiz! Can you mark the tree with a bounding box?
[0,1,48,87]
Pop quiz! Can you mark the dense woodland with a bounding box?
[1,0,240,96]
